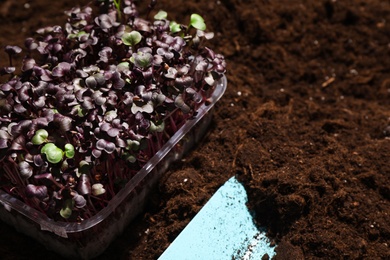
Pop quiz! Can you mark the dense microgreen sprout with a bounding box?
[0,0,225,221]
[121,31,142,47]
[190,14,207,31]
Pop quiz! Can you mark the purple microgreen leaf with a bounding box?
[134,18,152,32]
[98,47,112,63]
[81,97,95,110]
[77,174,91,195]
[0,83,12,91]
[100,122,111,132]
[175,76,194,88]
[94,73,106,85]
[116,137,126,148]
[92,149,102,158]
[157,47,174,60]
[18,83,31,102]
[85,76,97,88]
[73,194,87,208]
[95,14,115,30]
[52,62,71,77]
[106,91,119,105]
[135,112,151,130]
[53,113,73,132]
[135,85,152,101]
[33,154,44,167]
[171,36,185,52]
[24,38,38,50]
[0,67,15,75]
[14,104,27,114]
[32,81,47,96]
[34,173,60,186]
[21,58,36,72]
[82,65,100,74]
[153,54,164,65]
[26,184,48,199]
[18,161,33,179]
[195,60,208,72]
[0,139,8,149]
[153,93,166,105]
[122,92,134,106]
[110,71,125,89]
[0,129,11,140]
[4,45,22,55]
[76,69,89,78]
[70,49,87,63]
[10,135,25,151]
[107,127,120,138]
[92,90,106,106]
[96,139,116,154]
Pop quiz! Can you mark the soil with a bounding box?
[0,0,389,259]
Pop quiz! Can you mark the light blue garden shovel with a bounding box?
[159,177,275,260]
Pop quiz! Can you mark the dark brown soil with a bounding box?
[0,0,389,259]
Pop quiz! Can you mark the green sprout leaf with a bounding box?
[150,121,165,133]
[41,143,63,164]
[117,61,130,72]
[130,51,153,69]
[123,152,137,163]
[64,143,75,159]
[79,160,91,173]
[121,31,142,47]
[126,139,140,151]
[154,10,167,20]
[31,129,49,145]
[92,183,106,196]
[190,14,206,31]
[60,199,74,219]
[169,21,181,33]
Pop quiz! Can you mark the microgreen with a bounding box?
[169,21,182,33]
[31,129,49,145]
[41,143,64,164]
[0,0,226,221]
[154,10,167,20]
[121,31,142,47]
[190,14,206,31]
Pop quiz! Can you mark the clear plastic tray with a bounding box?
[0,76,227,259]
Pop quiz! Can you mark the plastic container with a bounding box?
[0,76,227,259]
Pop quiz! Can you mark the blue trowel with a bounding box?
[158,177,275,260]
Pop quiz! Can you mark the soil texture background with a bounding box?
[0,0,389,259]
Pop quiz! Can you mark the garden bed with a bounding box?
[0,0,389,259]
